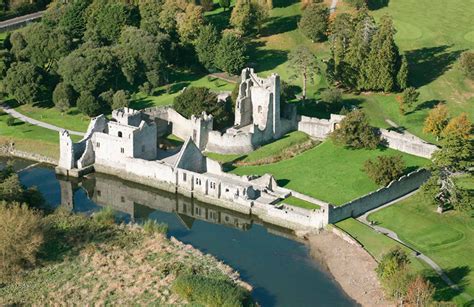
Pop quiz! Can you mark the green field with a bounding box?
[232,140,430,205]
[0,112,80,159]
[206,131,311,164]
[367,175,474,302]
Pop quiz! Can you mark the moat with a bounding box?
[6,158,356,306]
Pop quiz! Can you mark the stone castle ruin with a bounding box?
[56,68,438,230]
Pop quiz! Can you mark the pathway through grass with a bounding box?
[367,176,474,303]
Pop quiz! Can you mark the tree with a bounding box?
[320,88,343,105]
[112,90,130,110]
[230,0,269,35]
[4,62,44,105]
[423,103,449,140]
[298,3,329,42]
[0,49,13,79]
[360,15,399,92]
[199,0,214,11]
[158,0,188,36]
[176,3,205,45]
[442,113,472,140]
[53,82,76,112]
[58,46,119,95]
[77,91,102,117]
[0,203,44,284]
[116,26,169,87]
[459,51,474,80]
[173,87,232,130]
[219,0,231,11]
[138,0,164,36]
[195,25,220,71]
[376,247,411,303]
[432,133,473,173]
[9,23,73,72]
[215,32,248,75]
[84,1,139,45]
[406,275,435,306]
[330,109,380,149]
[288,46,319,100]
[364,155,406,185]
[59,0,92,40]
[397,55,409,90]
[399,86,419,115]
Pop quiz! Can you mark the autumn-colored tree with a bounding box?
[405,275,435,307]
[442,113,472,140]
[423,103,449,140]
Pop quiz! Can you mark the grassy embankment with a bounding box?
[365,175,474,304]
[0,207,252,305]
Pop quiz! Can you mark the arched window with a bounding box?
[118,131,123,138]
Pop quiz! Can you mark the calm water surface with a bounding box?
[5,158,356,307]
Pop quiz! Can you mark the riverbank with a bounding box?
[308,231,393,307]
[0,208,252,305]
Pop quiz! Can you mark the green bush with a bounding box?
[363,155,406,185]
[6,116,15,126]
[330,109,380,149]
[93,206,116,225]
[298,3,329,42]
[143,219,168,235]
[172,274,253,307]
[459,51,474,80]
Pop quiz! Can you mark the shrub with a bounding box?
[0,202,44,283]
[112,90,130,110]
[53,82,76,112]
[345,0,367,9]
[143,219,168,235]
[93,206,116,225]
[172,273,253,307]
[330,109,380,149]
[376,247,411,300]
[405,275,435,307]
[363,155,406,185]
[459,52,474,80]
[320,88,343,105]
[298,3,329,42]
[77,91,102,117]
[215,32,248,75]
[6,116,15,126]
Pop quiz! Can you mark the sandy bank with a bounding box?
[308,231,393,307]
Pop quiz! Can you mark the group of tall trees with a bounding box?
[421,106,473,212]
[0,0,254,117]
[327,9,407,92]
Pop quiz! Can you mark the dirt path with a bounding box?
[308,231,393,307]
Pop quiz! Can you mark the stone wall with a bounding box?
[380,129,438,159]
[327,169,431,224]
[297,114,344,139]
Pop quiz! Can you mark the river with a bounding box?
[5,158,356,307]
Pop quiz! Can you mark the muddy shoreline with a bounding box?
[308,231,393,307]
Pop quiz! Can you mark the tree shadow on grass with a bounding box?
[297,97,364,119]
[272,0,299,8]
[424,266,471,303]
[406,45,464,88]
[205,8,231,32]
[248,41,289,73]
[405,99,444,116]
[367,0,390,10]
[260,14,299,37]
[129,96,161,110]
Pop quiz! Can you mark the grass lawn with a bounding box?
[0,112,81,159]
[232,140,430,205]
[206,131,311,164]
[353,0,474,141]
[335,218,466,304]
[367,176,474,303]
[278,196,320,210]
[0,32,7,45]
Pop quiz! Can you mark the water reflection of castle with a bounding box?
[58,173,295,238]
